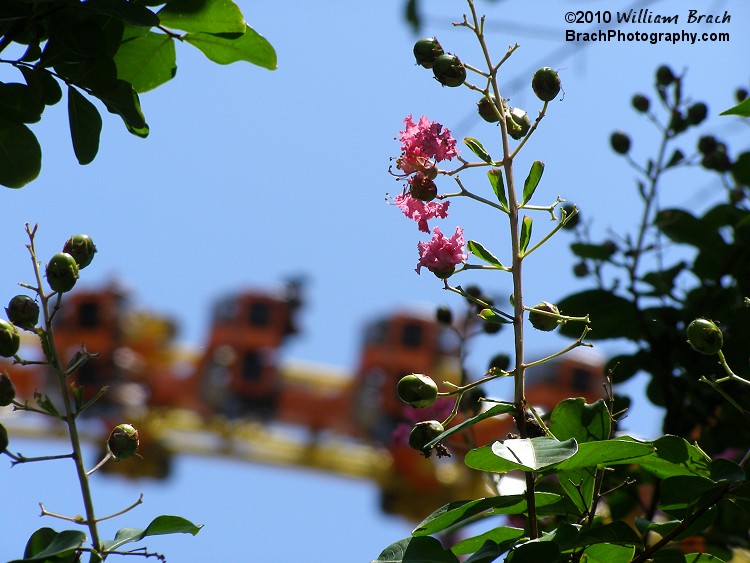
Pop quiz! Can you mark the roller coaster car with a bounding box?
[195,289,302,418]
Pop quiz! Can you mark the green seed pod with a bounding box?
[528,301,561,332]
[409,172,438,202]
[0,371,15,406]
[573,262,589,278]
[5,295,39,330]
[0,423,8,451]
[107,423,139,460]
[668,110,688,134]
[46,252,79,293]
[431,266,456,279]
[610,131,631,155]
[687,318,723,355]
[701,148,732,173]
[531,67,561,102]
[0,320,20,358]
[408,420,444,452]
[477,95,501,123]
[736,88,748,103]
[397,374,438,408]
[686,103,708,126]
[505,107,531,140]
[63,234,97,269]
[413,37,444,69]
[697,135,718,155]
[432,54,466,88]
[560,203,580,230]
[631,94,650,113]
[655,65,675,86]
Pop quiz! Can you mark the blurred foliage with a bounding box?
[0,0,276,188]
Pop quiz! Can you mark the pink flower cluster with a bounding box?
[397,115,458,174]
[416,227,467,278]
[393,193,449,233]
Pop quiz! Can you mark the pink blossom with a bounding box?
[399,115,458,165]
[416,227,467,276]
[394,193,449,233]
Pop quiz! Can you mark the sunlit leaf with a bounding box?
[0,116,41,188]
[580,543,635,563]
[550,399,611,443]
[425,403,515,449]
[720,97,750,117]
[522,160,544,205]
[479,309,513,325]
[159,0,246,34]
[115,27,177,93]
[11,527,85,562]
[185,27,277,70]
[520,216,532,254]
[100,515,202,551]
[464,137,493,164]
[454,530,524,558]
[466,437,577,473]
[467,240,507,269]
[68,85,102,165]
[487,168,508,211]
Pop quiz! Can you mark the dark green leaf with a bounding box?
[522,160,544,205]
[414,493,561,536]
[710,458,746,483]
[580,543,635,562]
[731,152,750,186]
[519,216,532,255]
[466,437,577,473]
[652,554,726,563]
[641,262,686,297]
[463,540,505,563]
[372,536,459,563]
[68,86,102,165]
[159,0,246,33]
[574,521,642,548]
[425,403,515,449]
[557,290,640,341]
[115,27,177,93]
[0,83,43,123]
[659,475,722,515]
[464,137,493,164]
[454,529,524,558]
[467,240,507,269]
[100,515,202,551]
[12,527,85,562]
[55,56,119,93]
[487,168,508,211]
[0,116,41,188]
[550,398,611,443]
[654,208,724,249]
[570,242,616,261]
[83,0,160,27]
[185,27,277,70]
[506,540,559,563]
[720,97,750,117]
[558,467,595,515]
[96,79,149,136]
[639,506,717,541]
[19,66,62,106]
[628,435,712,479]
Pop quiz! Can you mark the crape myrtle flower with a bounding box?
[416,226,467,278]
[393,193,450,233]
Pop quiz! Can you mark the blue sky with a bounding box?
[1,0,748,560]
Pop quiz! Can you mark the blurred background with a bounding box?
[0,0,748,560]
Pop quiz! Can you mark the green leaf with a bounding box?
[581,543,635,563]
[372,536,460,563]
[100,515,202,551]
[654,208,724,249]
[487,168,508,211]
[519,216,532,255]
[83,0,160,27]
[0,83,44,123]
[558,467,596,515]
[466,437,577,473]
[720,97,750,117]
[96,79,149,136]
[557,290,641,341]
[731,151,750,187]
[464,137,493,164]
[467,240,507,269]
[659,475,722,515]
[455,529,524,558]
[574,521,642,548]
[478,309,513,325]
[0,116,41,188]
[68,85,102,165]
[570,242,616,261]
[550,399,611,443]
[19,66,62,106]
[638,507,717,541]
[425,403,515,449]
[463,540,506,563]
[12,527,85,562]
[636,435,712,479]
[506,540,559,563]
[652,553,726,563]
[159,0,246,34]
[115,27,177,93]
[413,493,561,536]
[554,438,654,471]
[185,27,277,70]
[522,160,544,205]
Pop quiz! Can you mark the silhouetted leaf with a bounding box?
[0,116,41,188]
[654,208,724,249]
[0,83,43,123]
[97,79,149,136]
[372,536,460,563]
[558,290,640,340]
[68,85,102,165]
